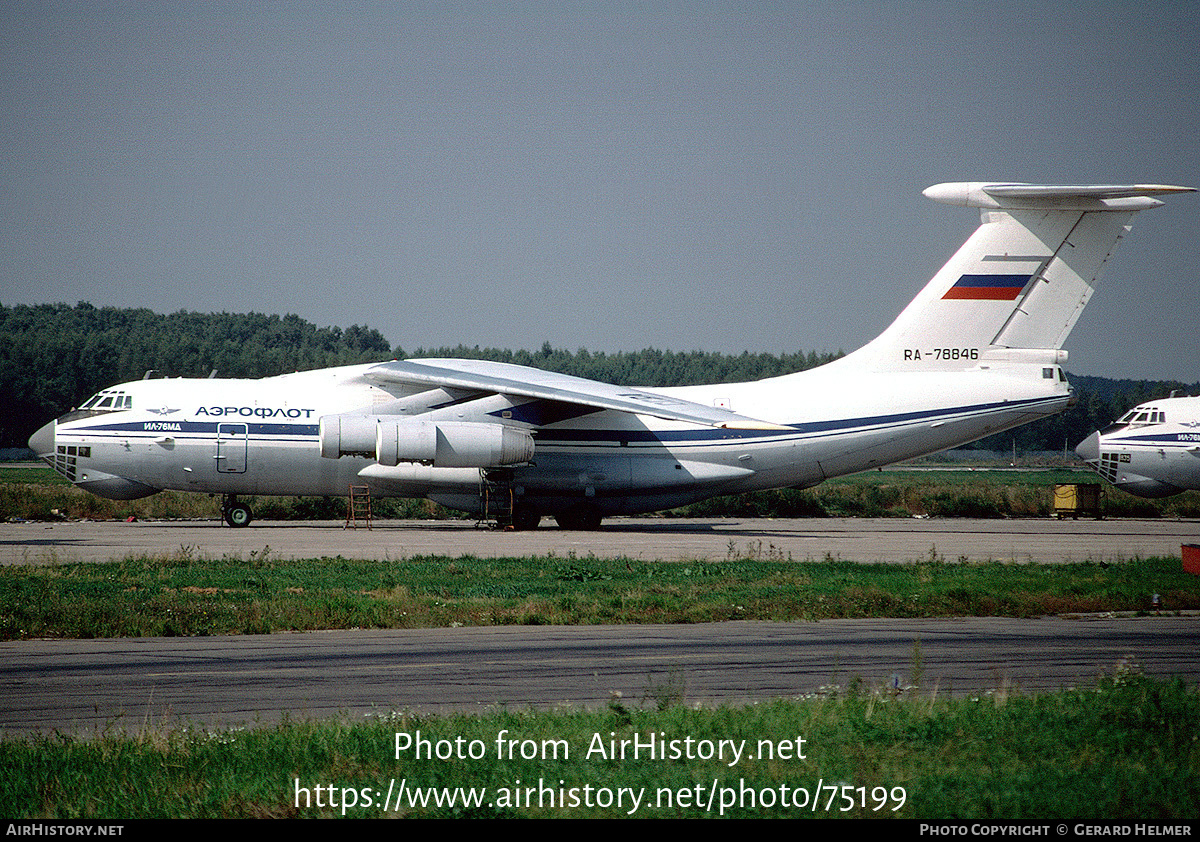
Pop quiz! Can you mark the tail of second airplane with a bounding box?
[837,182,1194,373]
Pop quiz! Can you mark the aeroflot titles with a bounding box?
[195,406,317,418]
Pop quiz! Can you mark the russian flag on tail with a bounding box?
[942,274,1032,300]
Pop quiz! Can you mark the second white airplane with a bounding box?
[1076,395,1200,498]
[28,181,1195,528]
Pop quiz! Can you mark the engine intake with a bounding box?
[319,414,379,458]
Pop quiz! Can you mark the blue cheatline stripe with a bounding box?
[63,393,1065,448]
[1112,432,1200,445]
[68,420,321,437]
[533,394,1067,445]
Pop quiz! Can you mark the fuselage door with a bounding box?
[216,423,248,473]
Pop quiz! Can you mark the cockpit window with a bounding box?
[1114,407,1166,430]
[77,390,131,413]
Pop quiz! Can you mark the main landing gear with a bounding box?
[509,504,542,531]
[554,503,603,531]
[221,494,253,528]
[505,502,604,531]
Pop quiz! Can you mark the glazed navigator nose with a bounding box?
[28,419,55,456]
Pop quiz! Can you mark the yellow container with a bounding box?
[1053,483,1102,519]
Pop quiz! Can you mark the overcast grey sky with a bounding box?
[2,1,1197,381]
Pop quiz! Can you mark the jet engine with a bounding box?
[319,414,380,458]
[319,415,534,468]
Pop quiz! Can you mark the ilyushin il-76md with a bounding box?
[28,182,1195,529]
[1076,395,1200,498]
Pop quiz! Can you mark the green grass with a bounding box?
[0,465,73,485]
[3,550,1197,640]
[1,670,1195,818]
[670,469,1200,519]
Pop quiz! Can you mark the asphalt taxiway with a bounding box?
[2,516,1197,565]
[4,616,1198,735]
[2,517,1197,734]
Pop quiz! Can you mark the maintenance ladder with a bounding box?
[479,469,515,529]
[345,484,372,529]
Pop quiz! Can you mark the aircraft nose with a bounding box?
[28,419,56,456]
[1075,431,1100,462]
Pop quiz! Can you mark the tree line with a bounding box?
[2,302,1194,454]
[0,302,390,448]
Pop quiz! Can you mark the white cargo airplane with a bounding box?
[1076,395,1200,498]
[28,181,1194,528]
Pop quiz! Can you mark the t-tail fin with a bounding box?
[841,182,1194,372]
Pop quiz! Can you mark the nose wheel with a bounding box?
[221,495,253,528]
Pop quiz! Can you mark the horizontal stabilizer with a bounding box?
[924,182,1195,211]
[984,183,1196,199]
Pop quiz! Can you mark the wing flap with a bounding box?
[365,359,787,430]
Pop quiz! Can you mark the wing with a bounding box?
[364,358,787,430]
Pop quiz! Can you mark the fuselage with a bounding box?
[32,355,1072,517]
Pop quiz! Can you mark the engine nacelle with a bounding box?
[319,414,380,459]
[321,414,534,467]
[375,420,534,468]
